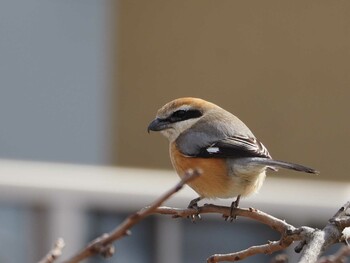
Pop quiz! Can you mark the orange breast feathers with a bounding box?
[170,142,239,199]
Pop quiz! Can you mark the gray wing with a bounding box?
[195,135,272,159]
[176,110,271,159]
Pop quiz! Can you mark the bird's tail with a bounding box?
[248,157,319,174]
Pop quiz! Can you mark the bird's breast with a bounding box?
[169,143,260,198]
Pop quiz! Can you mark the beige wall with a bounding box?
[114,1,350,181]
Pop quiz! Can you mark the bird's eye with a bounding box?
[168,110,187,122]
[172,110,186,118]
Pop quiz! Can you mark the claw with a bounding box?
[187,197,202,223]
[188,213,201,223]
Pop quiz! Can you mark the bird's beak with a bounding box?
[147,118,169,133]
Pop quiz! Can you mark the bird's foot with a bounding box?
[224,195,241,222]
[187,197,202,223]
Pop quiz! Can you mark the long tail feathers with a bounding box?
[249,157,319,174]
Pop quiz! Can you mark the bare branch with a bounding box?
[38,238,65,263]
[155,205,294,233]
[298,202,350,263]
[155,203,350,262]
[155,204,310,262]
[62,169,201,263]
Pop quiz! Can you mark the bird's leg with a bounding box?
[231,195,241,209]
[188,197,202,209]
[187,197,202,222]
[224,195,241,222]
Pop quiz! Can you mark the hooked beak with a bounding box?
[147,118,169,133]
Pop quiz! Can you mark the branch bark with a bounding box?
[298,202,350,263]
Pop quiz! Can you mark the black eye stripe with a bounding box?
[168,109,202,123]
[171,110,186,118]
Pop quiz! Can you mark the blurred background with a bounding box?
[0,0,349,262]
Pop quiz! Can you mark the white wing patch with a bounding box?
[206,147,220,153]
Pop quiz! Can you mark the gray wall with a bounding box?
[0,0,111,165]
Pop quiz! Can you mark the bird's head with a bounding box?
[148,97,218,142]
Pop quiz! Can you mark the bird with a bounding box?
[147,97,318,218]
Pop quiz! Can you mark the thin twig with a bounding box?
[207,240,292,263]
[38,238,65,263]
[62,169,201,263]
